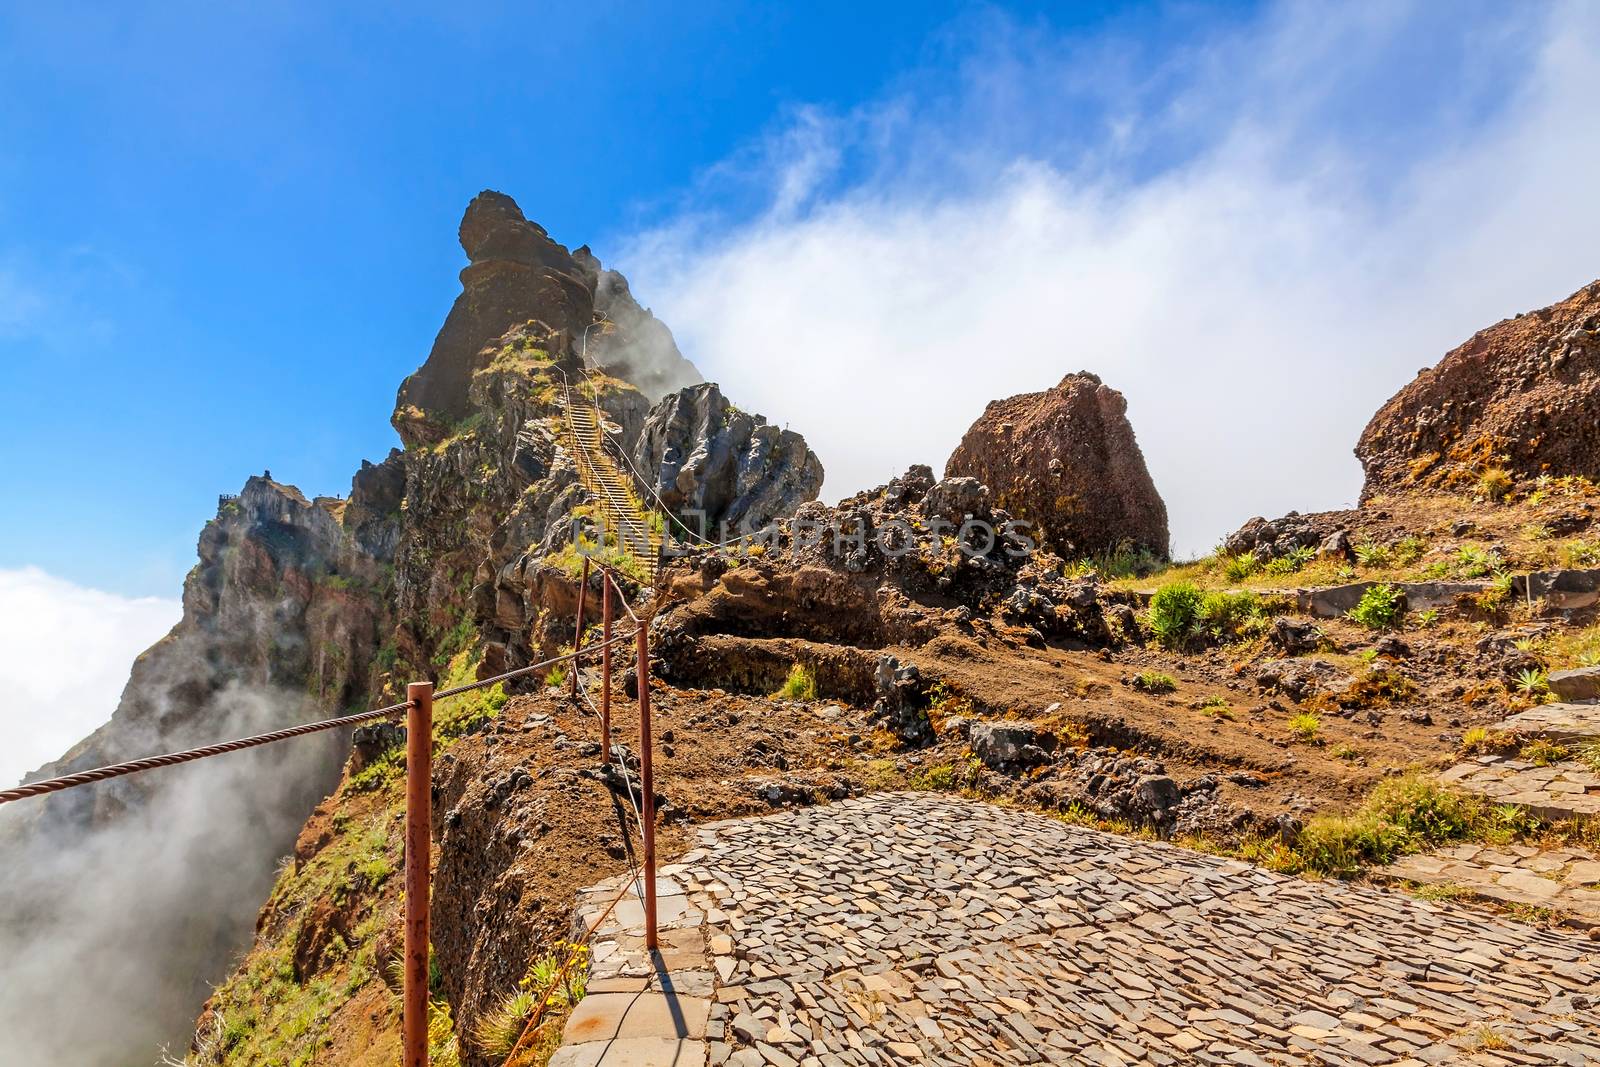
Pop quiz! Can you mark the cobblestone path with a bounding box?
[559,793,1600,1066]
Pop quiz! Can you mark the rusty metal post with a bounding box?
[601,574,614,765]
[403,681,434,1067]
[572,556,590,698]
[636,624,658,950]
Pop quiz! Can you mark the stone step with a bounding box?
[1441,754,1600,819]
[1500,701,1600,744]
[1376,845,1600,929]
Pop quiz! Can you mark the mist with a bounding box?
[0,680,346,1064]
[618,1,1600,558]
[0,567,181,787]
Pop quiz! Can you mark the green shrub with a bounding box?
[1561,539,1600,567]
[1520,739,1569,766]
[775,662,817,701]
[1453,545,1499,578]
[1291,773,1498,875]
[1347,583,1404,629]
[1513,668,1549,697]
[1263,546,1315,575]
[1222,553,1259,582]
[473,944,589,1059]
[1354,542,1393,568]
[1197,590,1263,640]
[1077,540,1164,579]
[1145,581,1204,649]
[1288,712,1321,742]
[1132,670,1177,694]
[1393,536,1427,565]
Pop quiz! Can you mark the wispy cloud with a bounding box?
[621,1,1600,556]
[0,567,180,786]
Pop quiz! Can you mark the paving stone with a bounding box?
[1440,755,1600,819]
[559,792,1600,1065]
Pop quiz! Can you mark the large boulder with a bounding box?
[1357,278,1600,499]
[943,371,1169,558]
[633,382,824,536]
[394,191,702,438]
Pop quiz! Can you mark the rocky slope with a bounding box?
[632,381,823,538]
[0,474,399,1066]
[944,371,1169,560]
[0,189,821,1067]
[1358,278,1600,499]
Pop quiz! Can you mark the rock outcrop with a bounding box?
[632,382,824,537]
[1357,279,1600,498]
[0,475,397,1066]
[944,372,1169,559]
[1,189,815,1066]
[394,191,700,436]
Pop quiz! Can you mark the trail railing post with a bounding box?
[601,574,613,765]
[404,681,434,1067]
[572,556,590,699]
[636,623,658,951]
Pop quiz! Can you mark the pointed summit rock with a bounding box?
[394,190,700,440]
[944,371,1169,559]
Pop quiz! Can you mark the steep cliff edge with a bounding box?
[0,190,821,1067]
[0,473,400,1066]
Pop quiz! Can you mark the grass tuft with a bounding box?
[775,662,817,701]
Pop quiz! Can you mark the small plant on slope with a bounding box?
[775,662,817,701]
[1347,583,1404,630]
[1288,712,1321,742]
[1145,581,1204,649]
[1132,670,1177,694]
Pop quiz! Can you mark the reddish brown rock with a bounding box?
[394,190,700,439]
[1357,278,1600,499]
[944,372,1169,558]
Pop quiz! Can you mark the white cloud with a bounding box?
[621,1,1600,557]
[0,567,180,786]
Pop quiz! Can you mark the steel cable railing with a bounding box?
[0,388,670,1067]
[0,637,634,807]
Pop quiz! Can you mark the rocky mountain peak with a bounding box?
[395,191,701,438]
[457,189,567,267]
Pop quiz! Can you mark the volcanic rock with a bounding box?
[944,371,1168,558]
[1357,278,1600,498]
[394,190,701,437]
[632,382,823,536]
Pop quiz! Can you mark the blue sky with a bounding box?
[0,0,1144,595]
[3,0,1598,603]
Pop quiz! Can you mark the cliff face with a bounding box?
[0,474,399,1066]
[1357,279,1600,499]
[0,190,824,1066]
[632,381,824,537]
[395,190,700,429]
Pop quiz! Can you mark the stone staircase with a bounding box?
[561,381,661,583]
[1384,670,1600,926]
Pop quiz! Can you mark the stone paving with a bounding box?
[1379,844,1600,930]
[557,792,1600,1066]
[1440,754,1600,820]
[551,871,715,1066]
[1500,702,1600,747]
